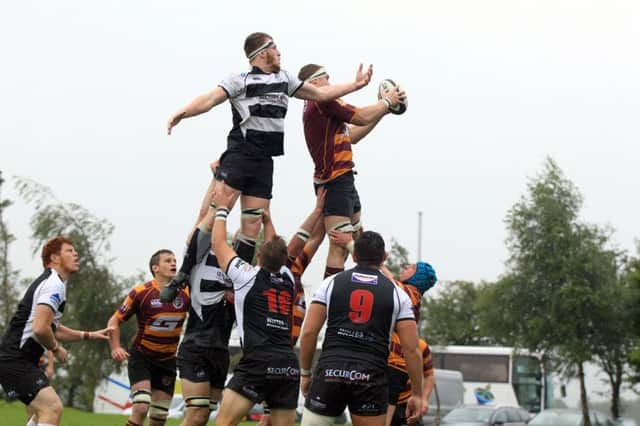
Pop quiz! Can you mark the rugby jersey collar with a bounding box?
[250,66,270,75]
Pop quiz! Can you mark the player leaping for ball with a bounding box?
[167,32,372,271]
[297,63,405,279]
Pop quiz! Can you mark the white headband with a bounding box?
[247,40,275,60]
[306,67,328,82]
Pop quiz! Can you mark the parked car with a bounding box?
[529,409,616,426]
[616,418,639,426]
[442,404,530,426]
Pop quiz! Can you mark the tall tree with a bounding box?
[623,246,640,389]
[385,238,410,276]
[420,280,490,345]
[15,177,135,410]
[500,158,621,425]
[0,171,20,331]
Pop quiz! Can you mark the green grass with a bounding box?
[0,400,259,425]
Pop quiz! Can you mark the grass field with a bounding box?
[0,401,259,425]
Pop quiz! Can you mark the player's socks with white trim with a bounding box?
[234,235,256,263]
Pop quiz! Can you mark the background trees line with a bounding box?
[419,159,640,422]
[1,158,639,417]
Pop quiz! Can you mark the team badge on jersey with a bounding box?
[173,297,184,309]
[351,272,378,285]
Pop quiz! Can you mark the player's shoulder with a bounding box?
[131,280,154,294]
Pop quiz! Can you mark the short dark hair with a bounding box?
[41,236,74,268]
[298,63,323,81]
[258,236,288,272]
[149,249,174,276]
[354,231,386,265]
[244,32,272,58]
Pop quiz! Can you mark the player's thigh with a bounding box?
[385,404,396,426]
[240,195,270,212]
[269,408,296,426]
[216,388,256,426]
[215,180,242,207]
[325,215,353,234]
[28,386,63,420]
[351,413,387,426]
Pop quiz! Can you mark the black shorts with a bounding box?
[127,347,177,395]
[0,358,50,405]
[387,367,409,405]
[177,346,229,389]
[314,172,361,218]
[217,151,274,199]
[305,359,387,417]
[226,352,299,409]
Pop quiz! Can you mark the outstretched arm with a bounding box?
[212,185,238,272]
[167,87,229,134]
[299,302,327,397]
[288,187,326,258]
[262,208,276,243]
[397,319,424,423]
[294,64,372,102]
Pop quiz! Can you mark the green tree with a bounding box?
[420,280,491,345]
[385,238,410,276]
[500,158,622,424]
[15,177,135,410]
[623,246,640,388]
[0,171,20,331]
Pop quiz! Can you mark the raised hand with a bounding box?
[167,111,186,135]
[90,326,114,341]
[382,85,407,107]
[53,345,69,363]
[355,63,373,89]
[328,229,353,249]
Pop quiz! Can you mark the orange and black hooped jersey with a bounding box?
[287,244,315,345]
[387,281,423,370]
[114,280,190,360]
[397,338,434,404]
[303,99,359,183]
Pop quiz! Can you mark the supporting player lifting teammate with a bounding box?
[173,163,236,426]
[211,185,299,426]
[299,231,424,426]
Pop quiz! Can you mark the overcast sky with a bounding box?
[2,0,639,292]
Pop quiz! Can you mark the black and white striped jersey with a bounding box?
[0,269,66,364]
[312,266,415,368]
[218,67,303,158]
[181,231,234,350]
[226,257,295,356]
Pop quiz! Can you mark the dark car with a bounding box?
[529,409,616,426]
[442,405,530,426]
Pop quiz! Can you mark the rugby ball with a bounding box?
[377,79,407,115]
